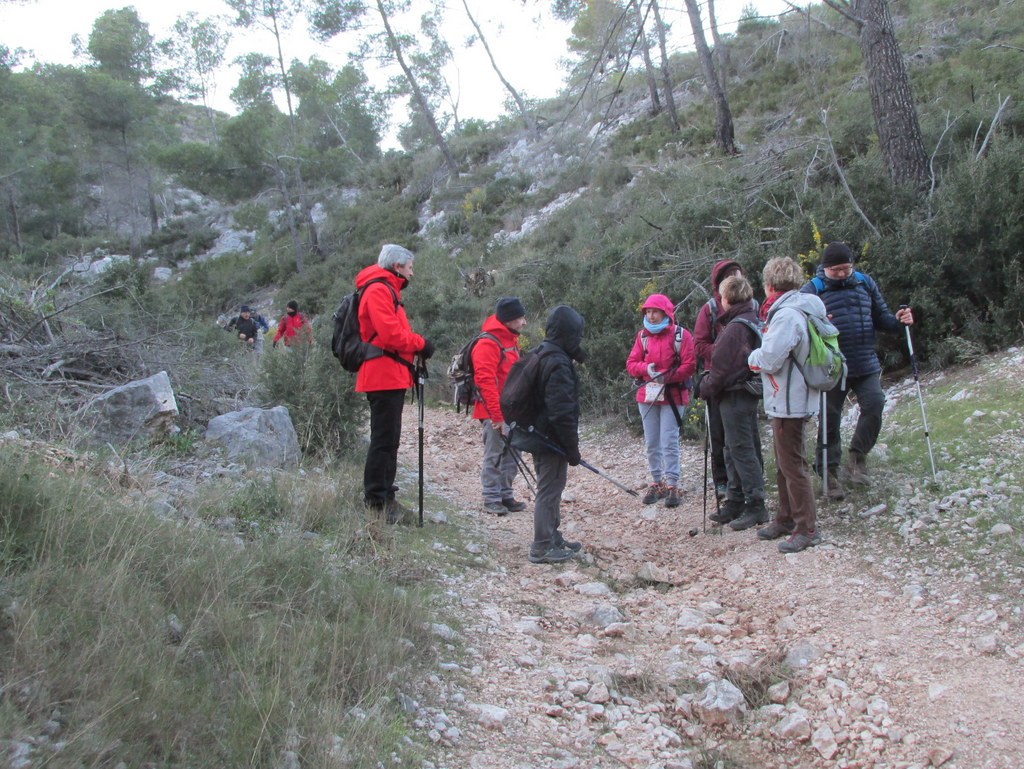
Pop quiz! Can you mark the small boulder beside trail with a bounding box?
[205,406,300,468]
[82,371,179,445]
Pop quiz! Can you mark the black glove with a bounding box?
[566,448,581,467]
[419,338,435,360]
[272,340,278,349]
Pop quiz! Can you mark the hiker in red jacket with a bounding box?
[272,300,313,348]
[354,244,434,523]
[472,297,528,516]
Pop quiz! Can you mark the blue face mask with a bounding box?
[644,317,671,334]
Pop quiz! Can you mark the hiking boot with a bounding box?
[555,535,582,552]
[757,520,796,540]
[845,451,869,487]
[501,497,527,513]
[385,499,416,526]
[642,483,664,505]
[663,486,680,508]
[730,499,770,531]
[709,498,745,524]
[483,502,510,516]
[528,546,577,564]
[778,530,822,553]
[825,471,846,500]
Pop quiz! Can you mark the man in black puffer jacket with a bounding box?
[511,305,586,564]
[801,242,913,492]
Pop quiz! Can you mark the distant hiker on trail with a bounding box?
[694,260,754,500]
[510,305,586,565]
[748,257,829,553]
[698,275,767,532]
[226,304,268,347]
[801,242,913,495]
[625,293,696,509]
[355,244,434,524]
[272,300,313,348]
[473,297,529,516]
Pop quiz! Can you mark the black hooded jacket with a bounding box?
[510,305,585,463]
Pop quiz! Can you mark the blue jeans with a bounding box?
[639,402,681,487]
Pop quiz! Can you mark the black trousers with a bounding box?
[364,389,406,507]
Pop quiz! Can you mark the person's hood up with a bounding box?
[544,305,586,363]
[772,289,828,320]
[355,264,407,292]
[641,293,675,324]
[711,259,743,293]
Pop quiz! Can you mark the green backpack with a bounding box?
[798,313,847,391]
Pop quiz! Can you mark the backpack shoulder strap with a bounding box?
[361,277,399,309]
[809,276,825,293]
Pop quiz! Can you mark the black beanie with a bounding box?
[240,305,251,313]
[495,297,526,323]
[286,300,299,311]
[821,242,854,267]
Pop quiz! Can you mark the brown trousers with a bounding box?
[771,417,817,535]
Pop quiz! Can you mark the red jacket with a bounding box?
[470,314,521,422]
[354,265,425,393]
[693,259,742,369]
[625,321,696,407]
[272,312,313,346]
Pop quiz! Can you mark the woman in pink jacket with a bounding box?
[625,294,697,508]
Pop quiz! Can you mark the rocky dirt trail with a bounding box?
[400,403,1024,769]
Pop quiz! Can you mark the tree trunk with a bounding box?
[461,0,537,133]
[682,0,736,154]
[650,0,680,132]
[6,186,22,252]
[376,0,458,176]
[850,0,928,187]
[630,0,662,116]
[706,0,731,91]
[273,161,305,274]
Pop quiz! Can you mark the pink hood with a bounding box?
[642,293,675,322]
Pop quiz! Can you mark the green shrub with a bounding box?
[258,325,366,457]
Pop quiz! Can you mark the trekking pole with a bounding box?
[702,402,710,533]
[704,401,722,533]
[497,428,537,493]
[522,425,639,497]
[900,308,937,480]
[819,390,828,498]
[415,356,428,527]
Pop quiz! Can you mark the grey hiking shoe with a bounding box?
[844,451,869,486]
[501,497,528,512]
[730,500,769,531]
[386,499,416,526]
[777,530,822,553]
[642,483,665,505]
[483,502,510,516]
[757,520,795,540]
[710,498,744,524]
[663,486,680,508]
[825,471,846,500]
[528,546,577,564]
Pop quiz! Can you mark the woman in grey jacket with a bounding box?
[748,257,830,553]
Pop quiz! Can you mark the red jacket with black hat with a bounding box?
[470,314,521,422]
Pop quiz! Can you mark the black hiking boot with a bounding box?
[729,499,770,531]
[709,498,745,524]
[528,546,577,564]
[501,497,528,512]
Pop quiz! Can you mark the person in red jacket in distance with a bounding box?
[354,244,434,523]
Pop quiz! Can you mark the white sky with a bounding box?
[2,0,794,126]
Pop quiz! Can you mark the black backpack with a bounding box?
[330,278,399,373]
[446,332,514,414]
[499,348,554,427]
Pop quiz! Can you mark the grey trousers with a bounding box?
[819,372,886,470]
[480,419,519,504]
[531,452,567,554]
[719,391,765,503]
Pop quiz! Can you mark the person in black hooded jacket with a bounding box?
[511,305,586,564]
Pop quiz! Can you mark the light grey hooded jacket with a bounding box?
[747,290,830,419]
